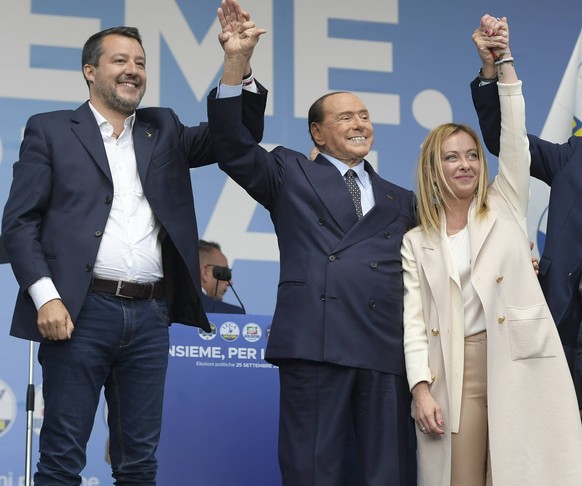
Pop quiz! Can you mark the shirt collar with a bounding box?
[320,153,367,180]
[88,101,136,138]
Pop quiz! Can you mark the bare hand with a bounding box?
[37,299,74,340]
[530,240,540,275]
[472,14,509,68]
[217,0,266,62]
[412,382,445,435]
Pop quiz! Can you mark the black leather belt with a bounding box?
[90,278,165,299]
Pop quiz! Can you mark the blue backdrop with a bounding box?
[0,0,580,483]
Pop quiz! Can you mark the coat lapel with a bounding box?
[468,203,496,271]
[418,230,464,432]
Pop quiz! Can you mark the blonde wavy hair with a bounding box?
[416,123,490,234]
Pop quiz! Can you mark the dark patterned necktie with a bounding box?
[344,169,363,220]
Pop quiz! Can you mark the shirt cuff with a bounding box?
[217,82,243,99]
[216,78,259,98]
[28,277,61,311]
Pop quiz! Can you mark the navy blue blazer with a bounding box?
[471,78,582,347]
[208,92,417,375]
[2,92,265,342]
[201,293,244,314]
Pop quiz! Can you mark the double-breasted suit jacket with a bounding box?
[2,92,266,342]
[403,82,582,485]
[208,92,417,374]
[472,78,582,348]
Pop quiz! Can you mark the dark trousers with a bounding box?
[35,292,170,485]
[277,360,410,486]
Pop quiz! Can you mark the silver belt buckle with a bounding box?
[115,280,133,299]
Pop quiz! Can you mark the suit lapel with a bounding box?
[132,117,157,184]
[70,102,112,182]
[334,162,403,252]
[299,157,407,252]
[298,155,359,233]
[69,103,158,186]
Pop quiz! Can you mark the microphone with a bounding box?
[212,266,232,281]
[212,265,246,314]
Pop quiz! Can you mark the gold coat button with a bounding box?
[498,315,505,324]
[496,275,504,283]
[431,373,436,382]
[431,328,440,336]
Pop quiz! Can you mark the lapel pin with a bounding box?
[387,194,394,200]
[146,131,152,138]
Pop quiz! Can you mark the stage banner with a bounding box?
[157,314,281,485]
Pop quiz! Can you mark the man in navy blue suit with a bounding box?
[1,22,265,484]
[209,1,417,484]
[471,28,582,410]
[199,239,245,314]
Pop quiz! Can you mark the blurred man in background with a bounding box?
[199,240,244,314]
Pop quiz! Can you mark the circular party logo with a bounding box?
[0,379,17,438]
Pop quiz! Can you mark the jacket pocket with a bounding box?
[506,304,557,360]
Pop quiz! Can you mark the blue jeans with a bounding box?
[35,292,170,485]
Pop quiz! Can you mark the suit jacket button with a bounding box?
[320,294,326,301]
[431,328,439,336]
[496,275,504,283]
[370,261,378,269]
[318,218,325,226]
[328,255,336,262]
[95,230,103,237]
[384,232,391,239]
[368,300,376,308]
[498,315,505,324]
[84,264,92,272]
[105,195,112,204]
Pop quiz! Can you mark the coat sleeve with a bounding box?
[491,81,530,228]
[471,77,502,156]
[1,115,54,290]
[207,88,285,211]
[402,232,433,390]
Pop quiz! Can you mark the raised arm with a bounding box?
[217,0,266,85]
[474,15,529,224]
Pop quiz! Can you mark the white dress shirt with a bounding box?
[446,225,486,337]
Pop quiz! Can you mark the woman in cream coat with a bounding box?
[402,16,582,485]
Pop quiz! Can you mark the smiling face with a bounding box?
[83,34,146,116]
[440,130,481,203]
[310,93,374,167]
